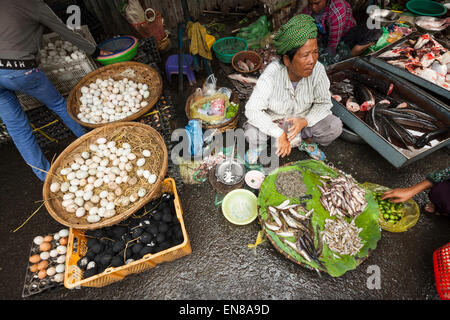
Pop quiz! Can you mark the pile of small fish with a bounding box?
[318,175,368,218]
[378,33,450,91]
[256,48,278,72]
[322,218,364,257]
[236,58,256,72]
[264,199,324,273]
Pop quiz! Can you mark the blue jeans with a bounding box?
[0,68,85,181]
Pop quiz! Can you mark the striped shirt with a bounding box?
[303,0,356,51]
[244,60,333,139]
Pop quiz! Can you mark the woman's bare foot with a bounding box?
[424,202,435,213]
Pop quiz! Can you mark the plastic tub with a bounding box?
[406,0,447,17]
[96,36,139,65]
[212,37,248,64]
[222,189,258,225]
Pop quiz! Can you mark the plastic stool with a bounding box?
[165,54,196,85]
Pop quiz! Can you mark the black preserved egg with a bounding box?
[132,227,144,238]
[132,243,144,255]
[110,256,124,268]
[156,233,166,243]
[112,240,126,253]
[139,233,153,244]
[158,222,169,233]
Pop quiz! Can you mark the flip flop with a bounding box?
[298,141,326,161]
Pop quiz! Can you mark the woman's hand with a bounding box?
[381,180,433,203]
[277,132,292,158]
[287,117,308,142]
[381,187,417,203]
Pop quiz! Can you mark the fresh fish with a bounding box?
[420,52,436,68]
[280,211,305,230]
[414,34,431,49]
[346,96,360,112]
[245,59,255,70]
[346,71,395,96]
[332,94,342,102]
[390,116,439,131]
[276,230,296,237]
[379,114,411,149]
[275,199,291,210]
[396,102,408,109]
[284,239,312,263]
[265,221,282,231]
[354,84,375,111]
[268,207,282,227]
[415,127,450,148]
[237,60,250,72]
[288,207,308,221]
[227,73,258,85]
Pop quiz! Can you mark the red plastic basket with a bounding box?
[433,242,450,300]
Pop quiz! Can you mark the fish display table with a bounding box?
[327,57,450,168]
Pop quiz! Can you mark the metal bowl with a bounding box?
[415,16,449,34]
[369,9,400,26]
[215,159,245,186]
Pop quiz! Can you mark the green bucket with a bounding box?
[406,0,447,16]
[212,37,248,64]
[96,36,139,66]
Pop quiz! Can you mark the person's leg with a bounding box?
[308,114,343,146]
[427,181,450,216]
[0,88,50,181]
[244,122,269,164]
[13,68,85,137]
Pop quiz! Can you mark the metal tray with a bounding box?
[327,57,450,168]
[368,31,450,102]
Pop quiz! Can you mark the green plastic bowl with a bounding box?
[406,0,447,17]
[222,189,258,225]
[213,37,248,64]
[96,36,139,66]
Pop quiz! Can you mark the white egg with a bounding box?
[94,178,103,188]
[138,188,147,198]
[50,182,60,193]
[76,207,86,217]
[56,255,66,264]
[148,174,157,184]
[70,179,80,186]
[66,172,76,181]
[142,150,151,157]
[91,195,100,204]
[89,207,99,216]
[63,193,75,200]
[127,153,136,161]
[98,207,106,217]
[74,197,84,207]
[33,236,44,245]
[96,137,107,144]
[68,185,78,193]
[104,209,116,218]
[99,190,108,199]
[76,170,89,179]
[143,170,150,179]
[81,151,90,159]
[56,264,65,273]
[136,158,146,167]
[87,215,101,223]
[49,249,59,258]
[75,190,84,198]
[60,168,72,176]
[40,252,50,260]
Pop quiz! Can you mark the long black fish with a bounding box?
[379,114,411,149]
[377,109,439,130]
[415,127,450,148]
[376,114,392,143]
[371,102,390,132]
[384,115,417,145]
[353,83,375,111]
[391,116,439,132]
[394,108,439,123]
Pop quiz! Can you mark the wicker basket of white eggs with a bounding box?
[67,62,163,128]
[43,122,168,230]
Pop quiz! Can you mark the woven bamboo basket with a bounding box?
[43,122,168,230]
[185,90,241,133]
[257,162,371,275]
[67,61,162,128]
[232,50,262,74]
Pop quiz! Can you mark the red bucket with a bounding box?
[433,242,450,300]
[131,8,165,41]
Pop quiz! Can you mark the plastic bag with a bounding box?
[203,74,217,96]
[124,0,146,24]
[363,182,420,233]
[185,120,204,157]
[369,27,389,53]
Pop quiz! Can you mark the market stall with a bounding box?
[4,0,449,300]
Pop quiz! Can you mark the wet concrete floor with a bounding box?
[1,58,449,300]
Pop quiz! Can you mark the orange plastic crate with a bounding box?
[64,178,191,288]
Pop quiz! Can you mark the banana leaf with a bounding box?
[258,160,381,277]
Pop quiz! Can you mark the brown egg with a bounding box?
[29,264,39,273]
[29,254,41,264]
[39,242,52,252]
[43,235,53,242]
[38,270,47,279]
[37,260,49,271]
[59,237,68,246]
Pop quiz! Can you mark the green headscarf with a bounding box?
[273,14,318,55]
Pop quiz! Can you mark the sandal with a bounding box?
[298,141,326,161]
